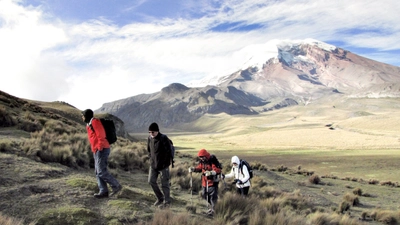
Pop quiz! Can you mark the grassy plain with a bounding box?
[2,92,400,224]
[156,97,400,182]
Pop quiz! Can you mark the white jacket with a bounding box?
[224,156,251,188]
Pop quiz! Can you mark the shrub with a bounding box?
[108,143,148,172]
[368,179,379,185]
[214,192,253,224]
[22,129,91,168]
[309,174,321,184]
[0,106,16,127]
[343,193,360,206]
[338,200,351,213]
[370,209,399,225]
[352,187,362,196]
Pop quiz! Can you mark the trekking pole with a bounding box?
[206,177,209,210]
[190,172,193,206]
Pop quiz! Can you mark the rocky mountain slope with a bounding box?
[96,39,400,132]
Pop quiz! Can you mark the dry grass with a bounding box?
[3,92,400,224]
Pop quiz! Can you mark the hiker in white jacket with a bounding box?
[222,156,251,196]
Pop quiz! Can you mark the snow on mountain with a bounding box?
[186,38,336,87]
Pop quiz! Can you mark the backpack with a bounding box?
[239,159,253,181]
[99,118,117,144]
[209,154,223,174]
[168,138,175,160]
[161,134,175,167]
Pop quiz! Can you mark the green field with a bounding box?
[136,97,400,182]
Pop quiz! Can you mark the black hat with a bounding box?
[82,109,93,123]
[148,122,159,132]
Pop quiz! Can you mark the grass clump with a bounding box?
[66,177,98,192]
[36,207,100,225]
[308,174,321,184]
[0,212,35,225]
[352,187,363,196]
[343,192,360,206]
[370,209,400,225]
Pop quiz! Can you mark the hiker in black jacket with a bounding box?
[147,122,172,209]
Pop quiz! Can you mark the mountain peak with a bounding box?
[276,39,337,66]
[187,38,337,87]
[161,83,189,94]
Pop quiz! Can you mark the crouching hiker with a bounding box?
[222,156,251,196]
[188,149,222,216]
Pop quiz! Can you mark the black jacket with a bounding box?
[147,133,172,170]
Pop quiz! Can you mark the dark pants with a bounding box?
[236,186,250,196]
[202,183,218,210]
[148,166,170,203]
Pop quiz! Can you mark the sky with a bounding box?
[0,0,399,111]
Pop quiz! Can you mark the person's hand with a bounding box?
[232,179,243,184]
[188,167,195,173]
[205,171,216,177]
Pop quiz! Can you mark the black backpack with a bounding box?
[99,118,117,144]
[209,154,223,173]
[239,159,253,180]
[161,134,175,167]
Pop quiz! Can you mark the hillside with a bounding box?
[95,40,400,132]
[2,90,400,224]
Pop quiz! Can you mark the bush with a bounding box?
[343,193,360,206]
[338,200,351,213]
[352,187,362,196]
[309,174,321,184]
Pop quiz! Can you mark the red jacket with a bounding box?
[86,118,110,153]
[194,150,222,187]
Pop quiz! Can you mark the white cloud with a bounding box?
[0,0,399,110]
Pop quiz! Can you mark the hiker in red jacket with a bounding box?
[82,109,122,198]
[189,149,222,216]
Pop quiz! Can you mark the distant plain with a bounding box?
[134,96,400,182]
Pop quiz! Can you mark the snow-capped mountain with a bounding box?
[187,39,337,87]
[97,39,400,132]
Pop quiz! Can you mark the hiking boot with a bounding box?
[158,202,170,209]
[205,209,214,216]
[153,199,164,206]
[94,192,109,198]
[110,185,122,197]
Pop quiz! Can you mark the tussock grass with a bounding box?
[309,174,321,184]
[66,177,98,192]
[308,212,361,225]
[343,193,360,206]
[369,209,400,225]
[338,200,351,213]
[0,213,35,225]
[352,187,363,196]
[108,143,148,172]
[141,209,204,225]
[36,207,100,225]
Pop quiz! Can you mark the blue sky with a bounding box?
[0,0,399,110]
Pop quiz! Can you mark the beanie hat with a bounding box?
[197,149,210,159]
[82,109,93,123]
[148,122,159,132]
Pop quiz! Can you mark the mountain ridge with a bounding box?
[96,39,400,132]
